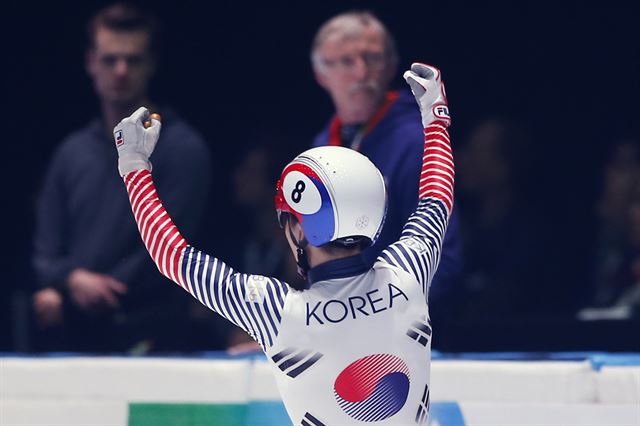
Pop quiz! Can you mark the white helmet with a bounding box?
[275,146,387,247]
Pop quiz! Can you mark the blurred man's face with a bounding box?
[86,27,154,107]
[314,25,394,124]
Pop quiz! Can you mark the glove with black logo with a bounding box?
[113,106,161,176]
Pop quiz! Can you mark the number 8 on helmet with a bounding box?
[274,146,387,248]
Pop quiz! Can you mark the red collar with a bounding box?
[328,91,399,150]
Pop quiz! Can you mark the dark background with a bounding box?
[4,1,640,351]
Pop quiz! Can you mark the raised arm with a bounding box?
[113,108,289,349]
[378,63,454,300]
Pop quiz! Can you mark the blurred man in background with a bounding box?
[455,118,549,320]
[587,139,640,316]
[31,2,214,353]
[224,143,302,354]
[311,11,463,324]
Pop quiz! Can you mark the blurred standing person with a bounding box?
[311,11,463,320]
[456,117,549,318]
[231,145,301,286]
[225,143,301,353]
[586,140,640,315]
[31,2,213,353]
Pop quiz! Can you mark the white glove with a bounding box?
[403,63,451,128]
[113,106,161,176]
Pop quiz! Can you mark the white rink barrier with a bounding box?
[1,355,638,425]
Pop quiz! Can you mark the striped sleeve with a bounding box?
[124,169,289,349]
[377,120,454,300]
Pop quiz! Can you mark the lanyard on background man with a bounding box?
[328,91,399,152]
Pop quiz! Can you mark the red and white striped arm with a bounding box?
[123,169,188,289]
[419,120,454,213]
[377,119,454,299]
[121,169,291,350]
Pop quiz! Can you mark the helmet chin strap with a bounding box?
[287,221,310,280]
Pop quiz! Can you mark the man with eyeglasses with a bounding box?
[31,3,213,353]
[311,11,463,327]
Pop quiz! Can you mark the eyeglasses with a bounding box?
[320,51,387,72]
